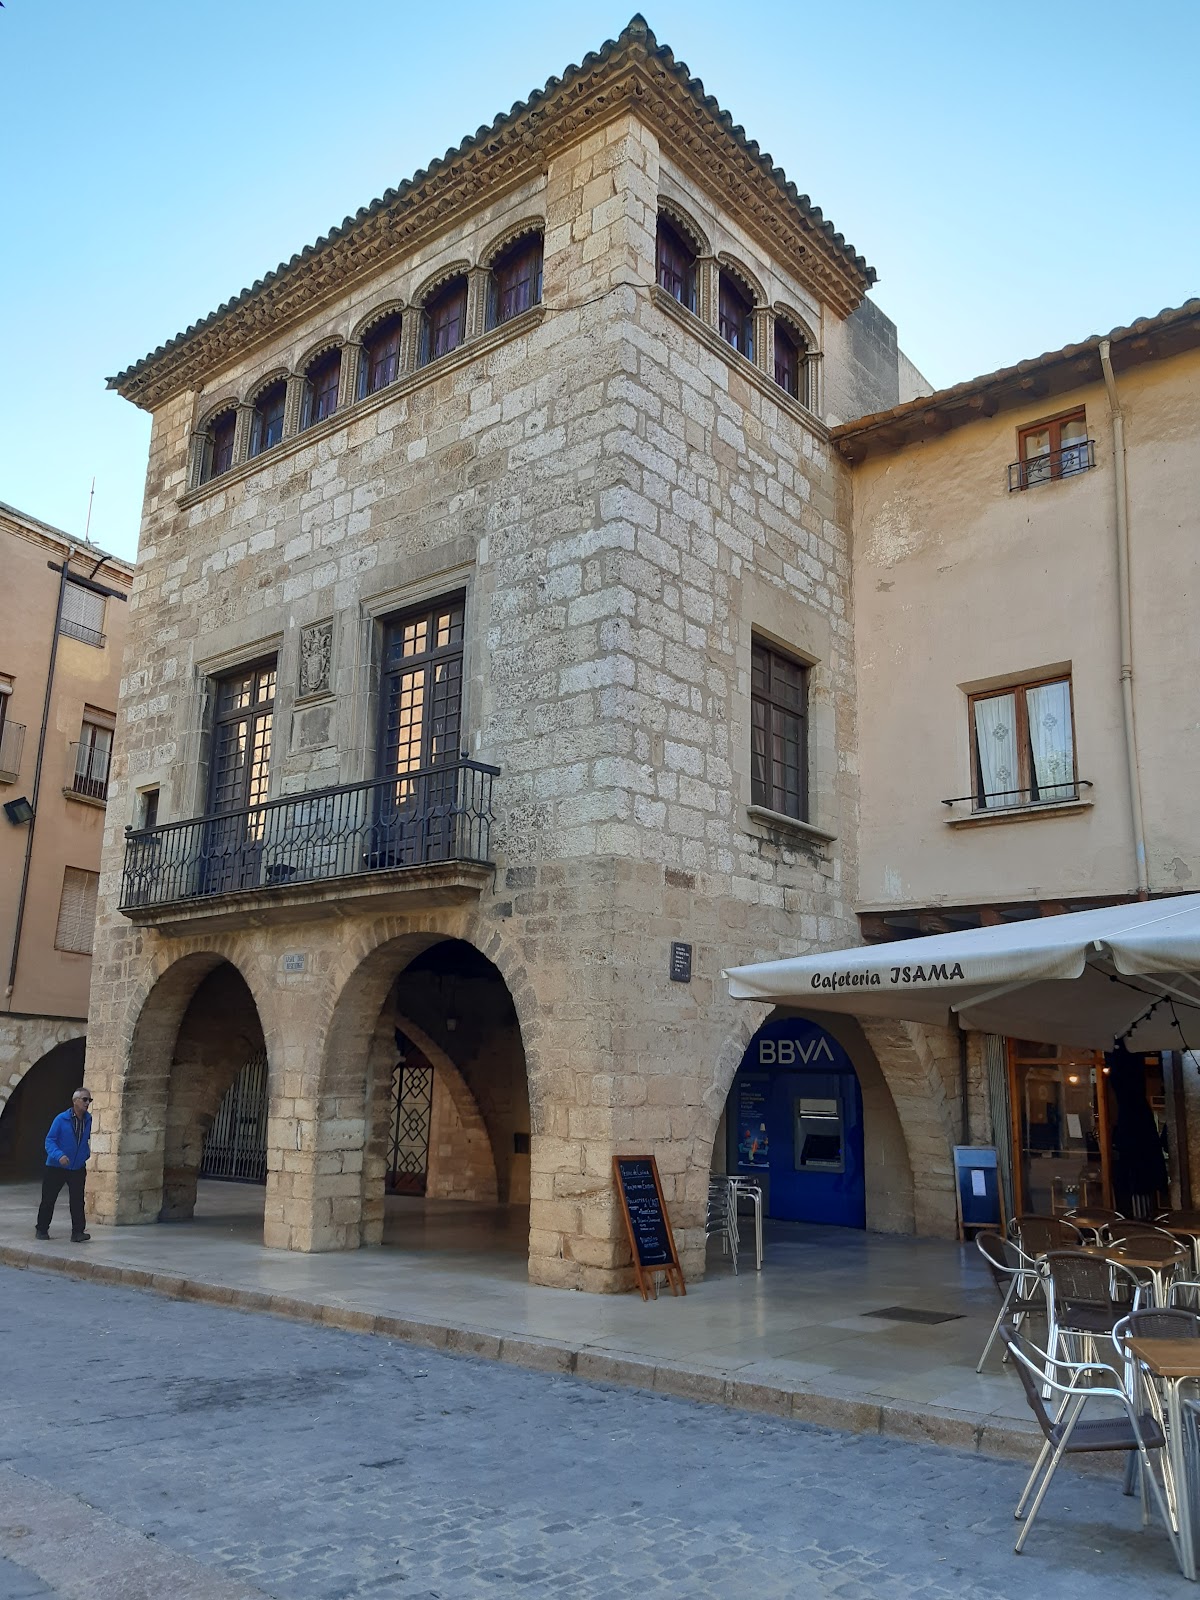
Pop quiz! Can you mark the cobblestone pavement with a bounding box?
[0,1266,1186,1598]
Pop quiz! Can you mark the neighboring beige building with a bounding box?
[841,300,1200,1220]
[0,503,133,1176]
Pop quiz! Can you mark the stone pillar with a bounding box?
[399,307,423,375]
[232,402,255,466]
[804,350,823,415]
[338,342,363,410]
[465,266,491,341]
[186,430,207,490]
[283,372,307,438]
[752,307,774,377]
[695,256,720,330]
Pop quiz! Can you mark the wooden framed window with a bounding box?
[751,640,808,820]
[208,660,276,817]
[139,787,160,830]
[203,408,237,481]
[361,312,403,397]
[302,349,341,428]
[379,598,465,777]
[59,581,106,647]
[1012,408,1092,490]
[55,867,99,955]
[719,272,754,360]
[422,277,468,364]
[774,321,805,402]
[72,713,114,801]
[489,235,543,329]
[248,380,286,457]
[656,217,696,312]
[969,675,1077,810]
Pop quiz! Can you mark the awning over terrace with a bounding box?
[724,895,1200,1050]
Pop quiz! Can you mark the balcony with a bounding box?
[0,718,25,783]
[67,741,111,804]
[120,758,499,933]
[1008,439,1095,491]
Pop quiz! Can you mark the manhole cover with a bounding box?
[862,1306,964,1325]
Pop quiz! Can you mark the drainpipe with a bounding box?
[1098,338,1149,900]
[4,546,75,1007]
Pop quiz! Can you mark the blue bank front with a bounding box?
[728,1017,866,1229]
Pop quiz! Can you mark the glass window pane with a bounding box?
[1025,679,1075,801]
[973,692,1020,807]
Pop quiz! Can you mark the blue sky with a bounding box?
[2,1,1197,561]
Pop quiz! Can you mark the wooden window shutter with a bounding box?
[55,867,100,955]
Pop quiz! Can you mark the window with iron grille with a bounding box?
[378,599,464,778]
[969,675,1076,810]
[55,867,99,955]
[202,408,237,483]
[422,277,468,364]
[59,581,106,647]
[656,217,697,312]
[488,235,543,329]
[301,349,341,429]
[719,271,754,360]
[361,312,403,397]
[751,640,808,820]
[249,380,287,457]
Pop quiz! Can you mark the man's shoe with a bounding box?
[71,1232,91,1243]
[35,1229,49,1240]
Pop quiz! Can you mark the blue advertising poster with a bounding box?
[737,1079,770,1168]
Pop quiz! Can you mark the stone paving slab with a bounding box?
[0,1177,1043,1464]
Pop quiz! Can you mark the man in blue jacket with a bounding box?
[36,1088,93,1242]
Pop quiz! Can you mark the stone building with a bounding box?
[89,16,936,1288]
[0,503,133,1176]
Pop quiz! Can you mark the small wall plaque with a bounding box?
[282,952,306,973]
[669,941,692,983]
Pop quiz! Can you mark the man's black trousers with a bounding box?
[37,1167,85,1236]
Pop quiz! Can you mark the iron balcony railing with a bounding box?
[69,740,111,802]
[0,717,25,782]
[59,616,106,648]
[942,780,1092,811]
[1008,439,1095,491]
[120,757,499,912]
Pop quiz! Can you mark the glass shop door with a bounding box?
[1008,1041,1111,1215]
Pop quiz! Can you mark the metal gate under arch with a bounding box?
[387,1033,434,1195]
[200,1050,269,1184]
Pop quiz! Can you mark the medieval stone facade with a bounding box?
[87,18,947,1290]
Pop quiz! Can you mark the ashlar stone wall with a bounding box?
[86,110,956,1292]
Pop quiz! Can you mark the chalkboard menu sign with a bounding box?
[613,1155,686,1300]
[953,1145,1003,1239]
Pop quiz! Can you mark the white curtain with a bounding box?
[974,692,1019,807]
[1027,679,1075,801]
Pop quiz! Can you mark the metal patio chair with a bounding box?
[706,1176,738,1274]
[1169,1279,1200,1312]
[1000,1326,1174,1559]
[974,1231,1044,1372]
[1062,1205,1124,1242]
[729,1175,764,1271]
[1043,1250,1142,1369]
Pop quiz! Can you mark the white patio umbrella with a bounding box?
[724,894,1200,1051]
